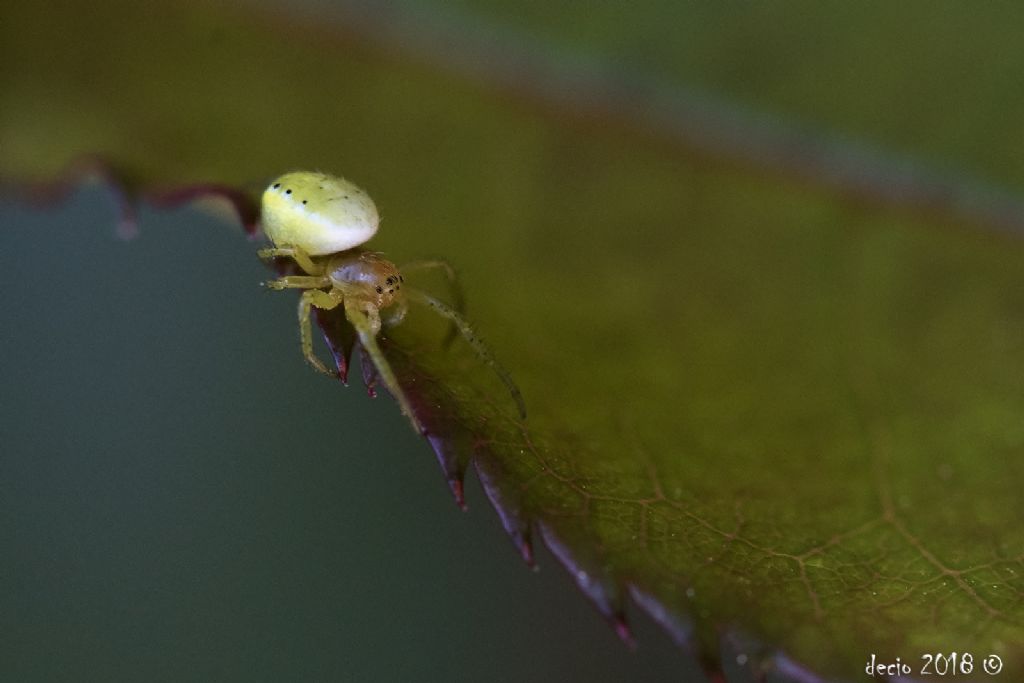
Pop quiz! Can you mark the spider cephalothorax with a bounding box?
[258,171,524,433]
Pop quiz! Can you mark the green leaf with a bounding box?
[4,1,1024,679]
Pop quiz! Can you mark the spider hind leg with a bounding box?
[265,275,330,291]
[400,259,465,348]
[258,245,323,276]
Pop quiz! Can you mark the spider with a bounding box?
[257,171,525,434]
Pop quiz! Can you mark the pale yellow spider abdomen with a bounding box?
[261,171,379,255]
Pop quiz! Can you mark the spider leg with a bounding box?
[258,245,323,276]
[400,259,465,347]
[383,298,408,328]
[405,287,526,419]
[264,275,330,291]
[299,289,344,377]
[343,297,425,434]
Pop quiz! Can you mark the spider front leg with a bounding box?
[298,289,344,377]
[405,288,526,419]
[400,259,465,347]
[342,295,425,434]
[383,298,408,327]
[400,260,465,311]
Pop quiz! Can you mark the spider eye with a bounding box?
[261,171,379,256]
